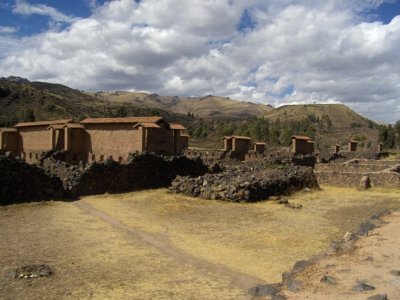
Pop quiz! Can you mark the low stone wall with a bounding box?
[170,164,319,202]
[183,149,225,160]
[0,155,64,205]
[318,150,387,163]
[315,171,400,188]
[315,160,400,173]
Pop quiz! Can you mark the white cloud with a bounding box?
[1,0,400,122]
[13,0,79,23]
[0,26,17,33]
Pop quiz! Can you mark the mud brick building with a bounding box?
[0,116,189,164]
[223,135,252,160]
[348,140,358,152]
[291,135,315,155]
[0,127,19,154]
[254,142,266,154]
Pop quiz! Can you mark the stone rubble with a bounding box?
[170,162,319,202]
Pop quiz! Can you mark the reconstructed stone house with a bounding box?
[0,116,188,164]
[291,135,315,155]
[254,142,266,154]
[348,140,358,152]
[223,135,252,160]
[0,128,19,154]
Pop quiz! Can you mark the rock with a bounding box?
[248,284,279,297]
[359,220,377,236]
[320,275,336,285]
[285,202,303,209]
[292,260,313,273]
[170,163,319,202]
[366,294,388,300]
[389,270,400,276]
[14,264,53,279]
[285,276,303,293]
[351,282,375,292]
[364,256,374,262]
[358,175,371,191]
[343,231,357,242]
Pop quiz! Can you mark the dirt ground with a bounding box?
[1,186,399,299]
[282,211,400,300]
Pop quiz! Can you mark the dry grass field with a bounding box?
[1,186,399,299]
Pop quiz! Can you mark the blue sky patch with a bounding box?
[236,9,256,32]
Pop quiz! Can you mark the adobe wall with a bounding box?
[19,127,50,152]
[67,129,87,163]
[233,139,250,153]
[18,127,51,163]
[1,132,19,153]
[146,127,175,154]
[84,123,138,163]
[293,140,311,155]
[177,136,189,154]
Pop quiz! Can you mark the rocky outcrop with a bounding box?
[170,163,319,202]
[0,154,64,205]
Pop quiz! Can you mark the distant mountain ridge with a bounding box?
[87,91,273,119]
[0,79,189,126]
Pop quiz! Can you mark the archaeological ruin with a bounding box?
[0,117,189,164]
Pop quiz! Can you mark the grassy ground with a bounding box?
[1,186,399,299]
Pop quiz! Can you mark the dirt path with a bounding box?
[74,200,266,292]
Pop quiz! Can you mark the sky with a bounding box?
[0,0,400,123]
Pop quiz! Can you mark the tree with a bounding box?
[386,125,396,148]
[379,125,396,149]
[395,120,400,147]
[23,108,35,122]
[115,106,128,117]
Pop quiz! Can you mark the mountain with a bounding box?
[0,79,189,126]
[261,104,378,149]
[87,91,273,119]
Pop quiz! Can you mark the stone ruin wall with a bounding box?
[315,171,400,188]
[0,153,210,205]
[314,159,400,188]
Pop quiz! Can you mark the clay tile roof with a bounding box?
[169,123,186,130]
[222,136,232,140]
[14,119,73,128]
[47,124,65,130]
[47,123,85,130]
[348,140,359,143]
[180,134,191,137]
[254,142,266,145]
[80,116,163,124]
[0,128,18,133]
[66,123,85,129]
[290,135,311,140]
[132,122,161,129]
[307,140,315,143]
[231,135,252,140]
